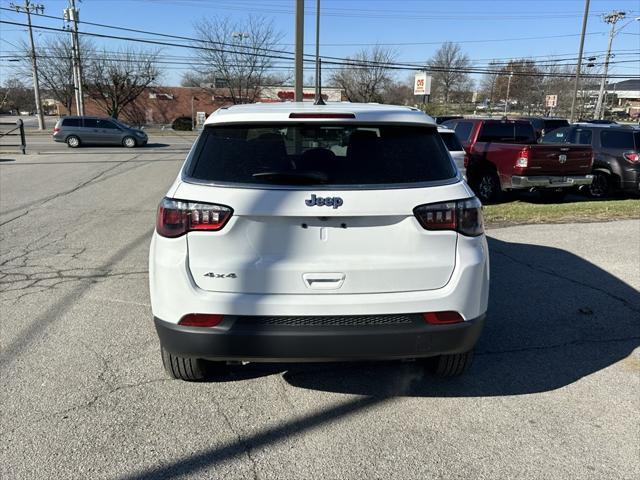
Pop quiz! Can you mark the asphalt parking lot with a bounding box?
[1,137,639,479]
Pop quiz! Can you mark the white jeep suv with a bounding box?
[149,102,489,380]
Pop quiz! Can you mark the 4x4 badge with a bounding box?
[305,194,344,209]
[204,273,237,278]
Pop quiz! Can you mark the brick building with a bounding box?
[63,85,346,126]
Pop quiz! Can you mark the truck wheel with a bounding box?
[424,350,474,377]
[472,171,501,204]
[539,189,567,203]
[587,171,611,199]
[161,346,207,381]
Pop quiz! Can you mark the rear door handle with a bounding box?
[302,273,345,290]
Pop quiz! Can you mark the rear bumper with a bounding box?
[510,174,593,189]
[155,314,486,362]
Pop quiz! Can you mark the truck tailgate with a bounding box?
[524,145,593,176]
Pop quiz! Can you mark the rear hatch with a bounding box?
[525,144,593,175]
[177,122,465,295]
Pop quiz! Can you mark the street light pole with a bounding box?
[11,0,45,130]
[569,0,590,123]
[504,72,513,116]
[294,0,304,102]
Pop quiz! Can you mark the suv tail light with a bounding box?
[53,127,60,133]
[623,151,639,164]
[156,197,232,238]
[178,314,224,327]
[414,197,484,237]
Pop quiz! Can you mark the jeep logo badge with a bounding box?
[305,194,344,209]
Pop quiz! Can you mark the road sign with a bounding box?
[414,72,432,96]
[545,95,558,108]
[196,111,206,129]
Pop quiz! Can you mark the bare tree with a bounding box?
[427,42,471,103]
[16,35,95,115]
[330,46,396,103]
[85,47,160,119]
[192,16,285,104]
[0,78,35,114]
[492,59,541,113]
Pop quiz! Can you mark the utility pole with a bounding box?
[314,0,325,105]
[294,0,304,102]
[594,11,626,120]
[10,0,46,130]
[569,0,590,123]
[65,0,84,115]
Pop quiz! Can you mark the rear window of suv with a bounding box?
[600,130,635,149]
[187,124,456,187]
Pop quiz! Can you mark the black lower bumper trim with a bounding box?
[154,314,486,362]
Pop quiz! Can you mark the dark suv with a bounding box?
[515,117,569,139]
[52,116,148,148]
[542,124,640,198]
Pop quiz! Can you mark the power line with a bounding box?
[0,18,637,79]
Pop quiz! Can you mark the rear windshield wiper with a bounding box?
[252,171,328,184]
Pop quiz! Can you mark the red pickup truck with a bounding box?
[442,118,593,202]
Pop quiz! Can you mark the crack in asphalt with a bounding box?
[3,377,172,437]
[492,248,640,314]
[476,335,640,356]
[212,399,261,480]
[0,153,152,222]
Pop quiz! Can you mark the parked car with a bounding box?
[150,103,489,380]
[514,116,569,139]
[541,124,640,198]
[434,115,463,125]
[52,116,148,148]
[442,118,593,203]
[438,125,466,178]
[172,116,193,131]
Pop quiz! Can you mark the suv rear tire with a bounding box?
[587,171,611,199]
[161,347,207,381]
[66,135,81,148]
[425,350,474,377]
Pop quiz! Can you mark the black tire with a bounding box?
[471,170,502,204]
[587,171,611,199]
[425,350,474,377]
[122,136,137,148]
[538,188,567,203]
[161,346,207,381]
[66,135,81,148]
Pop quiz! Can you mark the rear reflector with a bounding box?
[156,197,232,238]
[178,314,224,327]
[289,113,355,119]
[414,197,484,237]
[422,311,463,325]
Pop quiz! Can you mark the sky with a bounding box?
[0,0,639,87]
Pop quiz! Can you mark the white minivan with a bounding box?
[149,103,489,380]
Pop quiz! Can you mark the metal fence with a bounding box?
[0,119,26,154]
